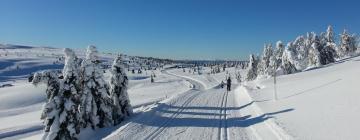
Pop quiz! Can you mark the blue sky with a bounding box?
[0,0,359,60]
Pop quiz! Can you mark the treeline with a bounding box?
[246,26,358,80]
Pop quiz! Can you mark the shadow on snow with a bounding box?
[128,101,294,128]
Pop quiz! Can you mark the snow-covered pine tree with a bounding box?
[339,29,358,57]
[235,71,242,83]
[308,34,322,68]
[50,48,82,139]
[80,45,113,129]
[293,36,309,70]
[319,25,337,65]
[274,41,285,69]
[257,44,273,76]
[264,44,274,75]
[305,32,313,49]
[268,55,277,75]
[325,25,335,43]
[109,55,133,125]
[246,54,259,81]
[31,70,62,140]
[281,42,298,74]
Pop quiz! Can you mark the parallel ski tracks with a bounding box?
[144,91,200,140]
[218,90,229,140]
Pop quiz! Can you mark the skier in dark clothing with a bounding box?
[226,77,231,91]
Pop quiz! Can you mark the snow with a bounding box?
[1,45,360,140]
[0,46,191,139]
[241,56,360,139]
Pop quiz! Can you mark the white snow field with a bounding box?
[0,45,191,140]
[1,45,360,140]
[239,56,360,140]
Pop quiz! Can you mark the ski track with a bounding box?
[105,71,251,140]
[144,92,200,140]
[218,90,229,140]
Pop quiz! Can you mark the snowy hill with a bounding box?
[240,56,360,139]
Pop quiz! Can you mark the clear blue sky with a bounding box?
[0,0,359,60]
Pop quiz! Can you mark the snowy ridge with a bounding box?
[235,85,294,140]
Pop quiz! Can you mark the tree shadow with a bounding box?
[283,79,342,99]
[128,101,294,128]
[157,100,255,111]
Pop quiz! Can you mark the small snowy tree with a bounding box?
[325,25,335,43]
[51,48,82,139]
[246,54,259,81]
[308,34,322,68]
[109,55,133,125]
[308,45,322,68]
[235,71,242,83]
[80,45,113,129]
[319,26,337,65]
[257,44,273,76]
[339,29,357,57]
[281,43,297,74]
[268,55,277,75]
[274,41,285,69]
[31,70,62,140]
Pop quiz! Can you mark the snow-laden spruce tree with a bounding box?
[294,35,310,70]
[325,25,335,43]
[273,41,285,69]
[281,42,298,74]
[305,32,314,49]
[48,48,82,140]
[308,34,322,68]
[257,44,273,76]
[80,45,113,129]
[319,25,337,65]
[31,70,62,140]
[109,55,132,125]
[268,55,277,75]
[246,54,259,81]
[339,29,357,57]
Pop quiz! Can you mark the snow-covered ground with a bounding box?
[1,45,360,140]
[0,46,191,140]
[105,70,253,140]
[240,56,360,140]
[106,56,360,140]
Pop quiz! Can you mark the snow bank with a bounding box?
[244,56,360,139]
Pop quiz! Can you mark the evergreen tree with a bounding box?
[339,29,357,57]
[319,25,337,65]
[80,45,113,129]
[51,48,82,140]
[308,34,322,68]
[246,54,259,81]
[281,42,298,74]
[274,41,285,69]
[109,55,133,125]
[257,44,273,76]
[294,36,310,70]
[268,55,277,75]
[31,70,62,140]
[325,25,335,43]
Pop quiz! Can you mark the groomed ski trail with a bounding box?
[105,71,250,140]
